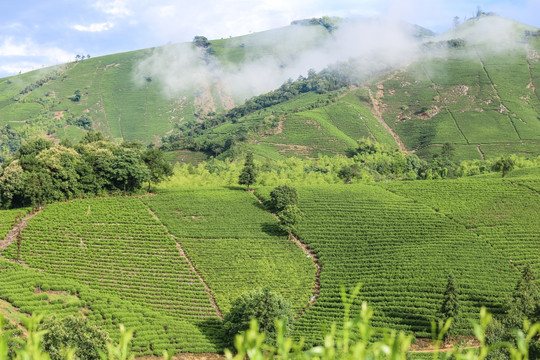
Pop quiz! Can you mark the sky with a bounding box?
[0,0,539,78]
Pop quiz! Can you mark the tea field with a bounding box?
[141,187,316,314]
[255,184,518,345]
[0,174,539,353]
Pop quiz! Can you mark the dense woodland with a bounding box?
[0,132,171,209]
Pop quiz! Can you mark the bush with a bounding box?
[269,185,298,212]
[222,288,294,348]
[40,315,110,360]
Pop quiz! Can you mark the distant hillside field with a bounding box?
[1,15,538,163]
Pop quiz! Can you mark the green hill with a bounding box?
[160,15,540,162]
[1,15,538,163]
[2,173,540,353]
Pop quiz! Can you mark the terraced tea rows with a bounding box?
[142,188,316,313]
[255,185,517,345]
[1,197,220,328]
[0,208,29,239]
[0,258,217,355]
[384,178,540,272]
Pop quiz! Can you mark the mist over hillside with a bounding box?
[133,18,426,101]
[0,13,539,159]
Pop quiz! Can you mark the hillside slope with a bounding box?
[371,15,540,160]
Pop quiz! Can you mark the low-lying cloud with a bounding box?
[133,18,423,102]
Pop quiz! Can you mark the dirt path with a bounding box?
[477,145,486,160]
[474,47,522,140]
[0,210,41,252]
[526,44,540,103]
[365,87,409,153]
[142,202,223,320]
[250,192,321,319]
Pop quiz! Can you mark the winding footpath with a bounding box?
[0,210,41,252]
[142,201,224,320]
[250,191,322,319]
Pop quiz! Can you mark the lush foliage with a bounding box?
[40,315,110,360]
[269,185,298,213]
[255,184,517,345]
[4,298,540,360]
[223,288,294,348]
[238,152,257,190]
[0,258,215,355]
[0,197,221,352]
[141,188,315,314]
[0,133,171,209]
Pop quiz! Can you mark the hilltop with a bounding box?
[0,14,538,165]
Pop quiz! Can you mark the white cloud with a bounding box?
[92,0,132,17]
[0,36,73,76]
[0,62,42,75]
[0,37,28,56]
[72,22,115,32]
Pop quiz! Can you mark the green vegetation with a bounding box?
[255,184,517,345]
[141,187,315,314]
[222,288,294,347]
[0,258,216,355]
[0,133,171,209]
[40,315,110,360]
[4,302,540,360]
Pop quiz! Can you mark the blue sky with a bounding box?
[0,0,539,77]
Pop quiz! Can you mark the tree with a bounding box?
[110,150,150,195]
[337,164,361,183]
[193,35,210,48]
[441,274,459,339]
[222,288,294,348]
[487,265,540,358]
[269,185,298,213]
[142,148,173,192]
[238,152,257,190]
[441,275,459,319]
[441,142,456,161]
[71,89,81,102]
[492,156,515,177]
[78,131,105,145]
[278,204,303,239]
[0,160,24,209]
[40,315,110,360]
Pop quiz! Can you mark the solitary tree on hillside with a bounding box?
[441,274,459,338]
[492,156,515,177]
[222,288,294,348]
[142,148,173,192]
[278,204,303,240]
[238,152,257,190]
[441,275,459,320]
[270,185,298,213]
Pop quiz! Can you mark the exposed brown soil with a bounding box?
[0,209,42,252]
[409,336,480,353]
[53,111,64,120]
[365,87,409,153]
[477,145,486,160]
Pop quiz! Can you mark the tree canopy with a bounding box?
[222,288,294,348]
[0,132,171,209]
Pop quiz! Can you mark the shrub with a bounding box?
[222,288,294,348]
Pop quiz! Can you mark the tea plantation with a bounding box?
[0,173,539,354]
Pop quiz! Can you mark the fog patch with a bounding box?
[133,18,423,102]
